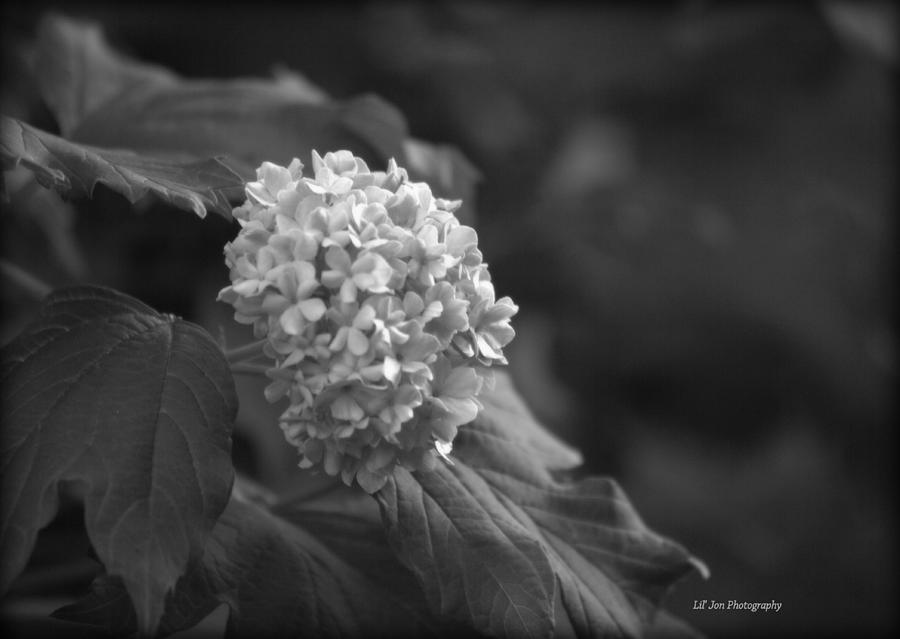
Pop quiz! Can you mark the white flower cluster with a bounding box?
[219,151,517,493]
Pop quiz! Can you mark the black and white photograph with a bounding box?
[0,3,895,638]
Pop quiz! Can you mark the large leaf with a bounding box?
[31,14,406,174]
[477,371,582,472]
[68,84,408,177]
[31,14,479,217]
[34,13,178,137]
[272,485,468,637]
[50,574,143,637]
[55,492,447,638]
[402,138,482,224]
[0,286,237,635]
[377,374,704,638]
[1,115,244,218]
[382,465,557,639]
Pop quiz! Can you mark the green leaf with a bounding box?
[0,286,237,636]
[56,492,447,639]
[377,373,704,638]
[0,115,245,218]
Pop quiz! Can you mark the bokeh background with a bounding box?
[1,2,896,638]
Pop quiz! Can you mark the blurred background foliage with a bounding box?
[1,2,895,637]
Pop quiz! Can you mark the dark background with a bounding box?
[1,2,896,638]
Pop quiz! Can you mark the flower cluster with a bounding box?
[219,151,517,493]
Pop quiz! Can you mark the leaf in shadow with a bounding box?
[34,13,178,137]
[402,138,481,225]
[68,85,408,177]
[275,486,468,638]
[31,13,480,219]
[56,492,449,639]
[377,373,705,638]
[1,115,245,218]
[32,14,406,174]
[380,465,557,639]
[476,372,583,472]
[51,574,140,637]
[0,286,237,635]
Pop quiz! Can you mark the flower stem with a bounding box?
[230,362,271,377]
[225,339,268,364]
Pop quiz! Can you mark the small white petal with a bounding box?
[434,440,454,465]
[383,357,401,384]
[298,298,326,321]
[280,305,305,335]
[347,328,369,356]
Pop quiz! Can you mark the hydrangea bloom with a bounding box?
[219,151,517,493]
